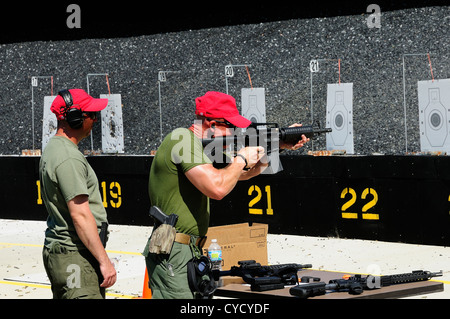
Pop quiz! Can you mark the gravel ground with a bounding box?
[0,6,448,155]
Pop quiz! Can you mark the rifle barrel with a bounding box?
[279,126,332,143]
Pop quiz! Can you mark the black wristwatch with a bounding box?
[235,154,248,169]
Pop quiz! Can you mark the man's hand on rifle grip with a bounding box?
[237,146,265,169]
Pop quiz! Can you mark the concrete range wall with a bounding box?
[0,6,448,155]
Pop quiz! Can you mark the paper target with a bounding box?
[241,88,266,124]
[418,79,450,152]
[42,95,58,151]
[100,94,124,153]
[326,83,354,154]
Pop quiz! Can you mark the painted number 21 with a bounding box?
[248,185,273,215]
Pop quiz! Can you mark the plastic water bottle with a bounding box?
[208,239,223,287]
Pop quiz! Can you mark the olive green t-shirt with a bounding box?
[39,136,108,250]
[148,128,212,237]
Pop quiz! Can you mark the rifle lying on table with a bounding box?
[289,270,443,298]
[212,260,312,291]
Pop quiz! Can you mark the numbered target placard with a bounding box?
[418,79,450,153]
[225,65,234,78]
[310,60,319,73]
[326,83,354,154]
[42,95,58,151]
[100,94,124,153]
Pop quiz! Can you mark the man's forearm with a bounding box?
[185,156,246,200]
[238,161,269,180]
[68,196,110,266]
[68,196,117,288]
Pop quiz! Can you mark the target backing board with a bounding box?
[326,83,354,154]
[100,94,124,153]
[42,95,58,151]
[418,79,450,153]
[241,87,282,174]
[241,88,266,123]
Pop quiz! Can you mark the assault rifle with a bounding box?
[289,270,443,298]
[202,122,332,174]
[212,260,312,291]
[202,122,332,155]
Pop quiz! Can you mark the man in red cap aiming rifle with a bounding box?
[39,89,116,299]
[143,91,308,299]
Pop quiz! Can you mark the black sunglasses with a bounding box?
[208,118,235,128]
[83,112,99,121]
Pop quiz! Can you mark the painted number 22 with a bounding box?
[341,187,379,220]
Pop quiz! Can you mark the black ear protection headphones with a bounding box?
[58,89,84,129]
[187,255,217,298]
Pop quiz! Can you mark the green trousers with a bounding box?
[42,242,105,299]
[143,224,218,301]
[143,240,195,299]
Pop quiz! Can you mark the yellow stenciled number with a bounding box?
[101,181,108,208]
[341,188,357,219]
[361,188,379,220]
[248,185,263,215]
[36,180,43,205]
[100,181,122,208]
[340,187,380,220]
[265,185,273,215]
[109,182,122,208]
[248,185,274,215]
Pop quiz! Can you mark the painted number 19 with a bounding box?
[36,180,122,209]
[101,181,122,208]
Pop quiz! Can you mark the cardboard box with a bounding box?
[202,223,268,270]
[202,223,268,285]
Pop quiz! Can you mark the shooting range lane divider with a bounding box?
[2,155,450,246]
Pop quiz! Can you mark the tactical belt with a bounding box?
[175,233,207,249]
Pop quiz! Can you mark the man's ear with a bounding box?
[205,119,216,138]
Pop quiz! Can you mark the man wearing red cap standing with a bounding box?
[39,89,116,299]
[143,91,308,299]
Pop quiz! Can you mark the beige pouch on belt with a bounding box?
[148,224,177,254]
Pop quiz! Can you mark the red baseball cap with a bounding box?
[195,91,251,128]
[51,89,108,120]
